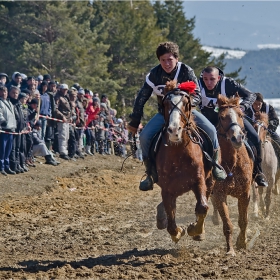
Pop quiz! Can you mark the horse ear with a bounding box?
[217,94,227,107]
[164,80,177,94]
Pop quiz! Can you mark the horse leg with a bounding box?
[187,185,209,240]
[236,193,250,251]
[264,186,272,219]
[156,201,167,230]
[258,187,265,216]
[211,194,220,225]
[252,183,259,219]
[273,169,280,195]
[162,192,185,243]
[214,193,235,256]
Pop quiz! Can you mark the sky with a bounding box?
[183,1,280,50]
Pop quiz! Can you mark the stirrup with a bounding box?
[212,164,227,181]
[255,173,268,188]
[139,176,154,191]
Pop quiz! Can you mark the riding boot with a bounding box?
[253,141,268,187]
[212,148,227,181]
[139,158,155,191]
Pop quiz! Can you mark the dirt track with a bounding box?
[0,153,279,279]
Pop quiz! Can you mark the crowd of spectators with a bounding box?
[0,72,143,176]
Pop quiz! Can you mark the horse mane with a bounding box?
[164,80,177,94]
[217,95,243,115]
[254,111,268,125]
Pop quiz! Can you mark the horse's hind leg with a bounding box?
[211,194,220,225]
[273,169,280,195]
[162,192,185,243]
[236,193,250,251]
[252,183,259,219]
[258,187,265,216]
[264,186,272,218]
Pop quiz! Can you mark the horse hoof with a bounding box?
[171,227,185,243]
[272,188,279,195]
[226,249,236,257]
[187,222,204,237]
[192,233,205,241]
[212,215,220,225]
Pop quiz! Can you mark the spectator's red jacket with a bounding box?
[85,101,100,126]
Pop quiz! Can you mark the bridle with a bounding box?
[217,105,245,136]
[162,90,202,144]
[162,90,192,130]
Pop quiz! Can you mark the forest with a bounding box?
[0,0,240,121]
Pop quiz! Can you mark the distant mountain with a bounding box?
[203,46,280,98]
[202,46,246,59]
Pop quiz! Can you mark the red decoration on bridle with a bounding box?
[177,81,196,94]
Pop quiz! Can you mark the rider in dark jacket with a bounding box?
[246,92,280,167]
[128,42,227,191]
[198,66,268,187]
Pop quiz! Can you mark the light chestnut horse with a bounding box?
[252,112,278,219]
[211,95,254,256]
[155,80,214,243]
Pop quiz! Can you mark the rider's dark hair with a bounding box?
[255,92,264,102]
[202,66,219,74]
[156,42,179,60]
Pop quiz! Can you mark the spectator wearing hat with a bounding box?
[72,83,80,91]
[39,81,52,140]
[54,84,72,160]
[20,73,28,90]
[23,76,36,91]
[7,72,22,91]
[0,85,17,176]
[0,73,9,86]
[32,120,59,166]
[43,74,51,83]
[36,75,43,89]
[8,87,29,173]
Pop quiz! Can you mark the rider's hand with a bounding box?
[127,124,138,136]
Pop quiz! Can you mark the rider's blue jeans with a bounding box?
[139,110,219,159]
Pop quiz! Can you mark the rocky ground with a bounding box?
[0,153,279,279]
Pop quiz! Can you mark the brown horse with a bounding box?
[252,112,278,219]
[211,95,254,256]
[155,80,214,243]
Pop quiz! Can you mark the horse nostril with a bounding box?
[241,134,245,140]
[168,128,173,134]
[231,136,237,142]
[178,127,182,131]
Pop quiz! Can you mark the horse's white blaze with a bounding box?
[168,95,183,140]
[229,108,243,143]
